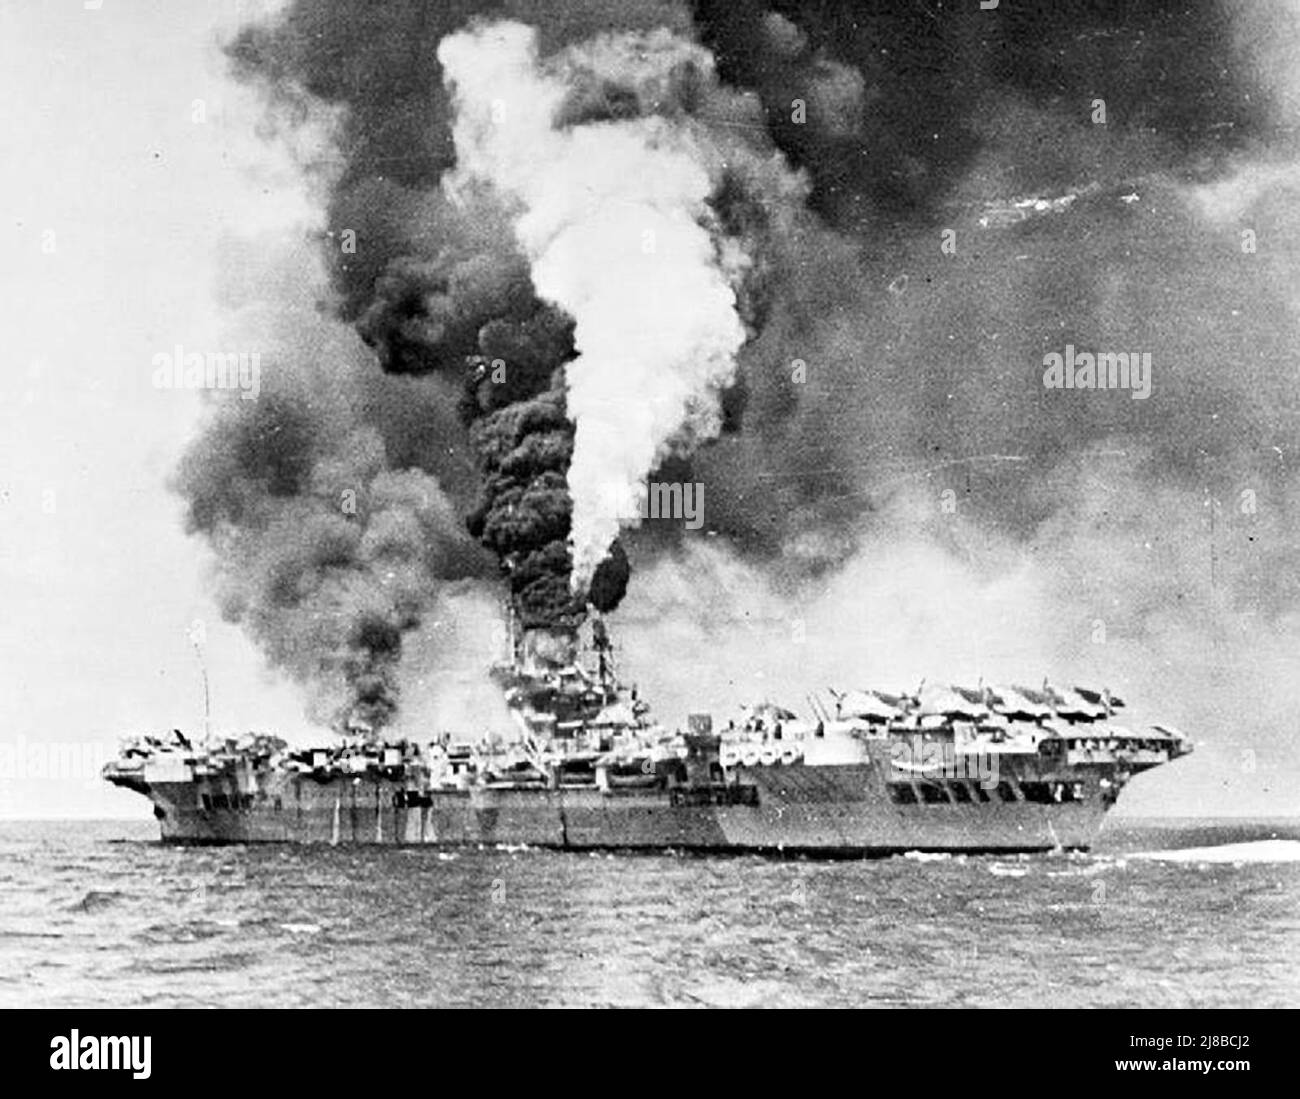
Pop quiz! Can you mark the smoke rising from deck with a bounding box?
[183,1,1300,799]
[174,252,496,731]
[439,22,756,590]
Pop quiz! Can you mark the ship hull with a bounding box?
[136,759,1116,854]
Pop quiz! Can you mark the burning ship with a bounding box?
[111,13,1224,855]
[103,615,1192,854]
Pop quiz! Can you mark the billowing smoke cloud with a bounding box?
[176,247,494,731]
[438,21,784,588]
[221,1,802,641]
[222,0,744,639]
[200,0,1300,803]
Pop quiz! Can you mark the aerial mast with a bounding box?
[189,622,212,741]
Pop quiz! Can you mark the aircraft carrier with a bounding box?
[103,619,1192,854]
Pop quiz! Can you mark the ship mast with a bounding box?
[190,630,212,741]
[505,597,517,664]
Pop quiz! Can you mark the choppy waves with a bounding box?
[0,818,1296,1007]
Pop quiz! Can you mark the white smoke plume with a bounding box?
[437,21,749,590]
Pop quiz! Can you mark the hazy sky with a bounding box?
[1,1,1296,820]
[0,0,321,818]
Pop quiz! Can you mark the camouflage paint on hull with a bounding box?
[137,753,1120,854]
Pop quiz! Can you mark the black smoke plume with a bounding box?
[175,262,493,731]
[223,0,793,634]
